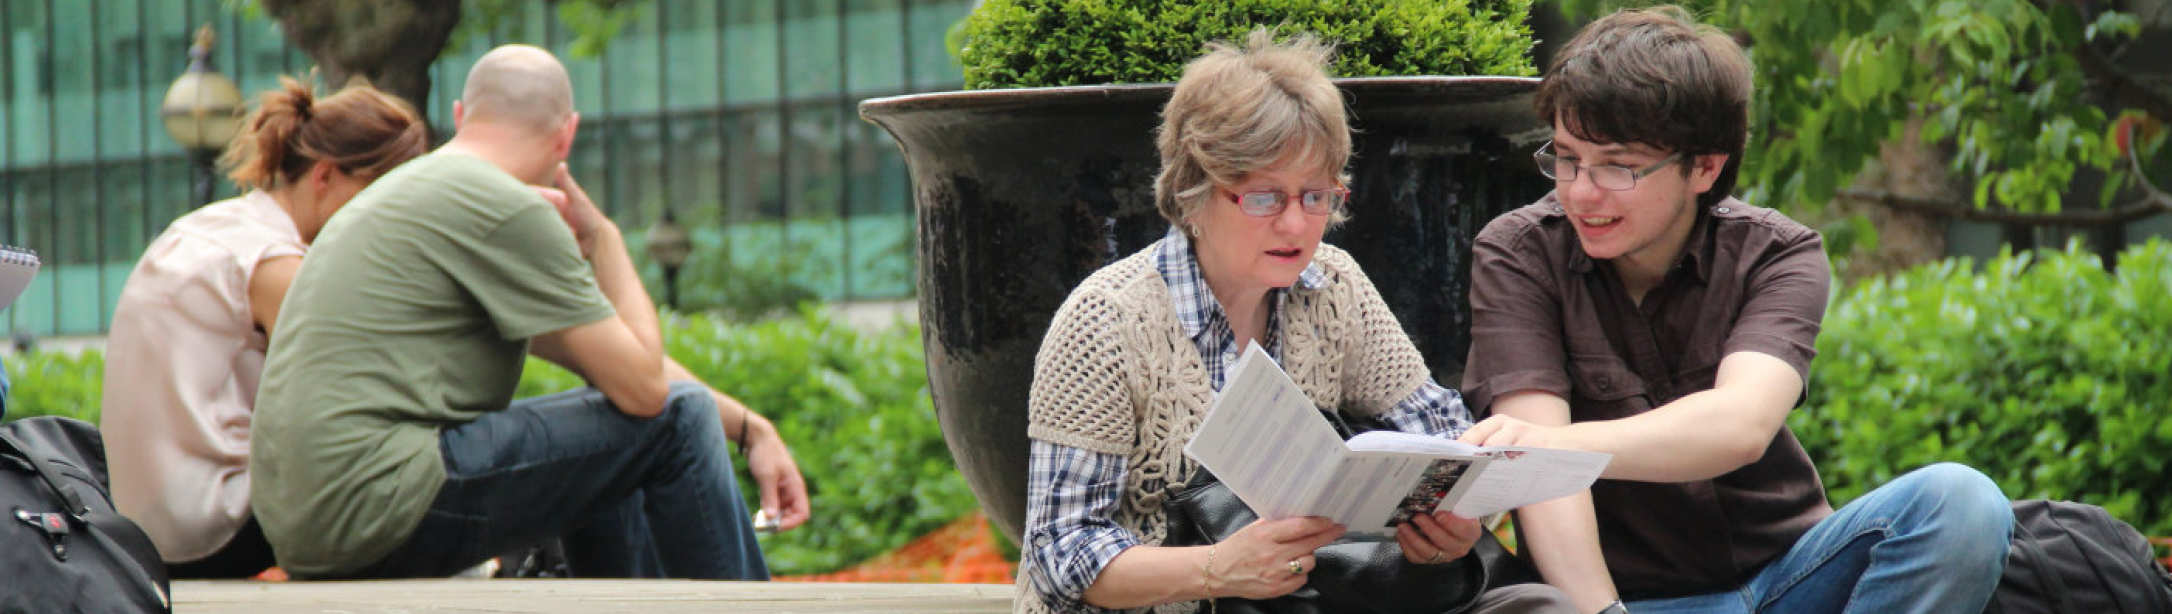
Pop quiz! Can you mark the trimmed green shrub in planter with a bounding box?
[957,0,1538,89]
[1796,239,2172,537]
[517,308,975,575]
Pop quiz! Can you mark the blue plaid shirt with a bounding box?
[1023,230,1475,612]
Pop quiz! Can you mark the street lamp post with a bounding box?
[160,25,245,208]
[645,211,692,310]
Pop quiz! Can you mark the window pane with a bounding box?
[906,0,971,89]
[780,0,839,99]
[843,0,903,94]
[663,0,720,110]
[782,102,843,298]
[722,0,778,104]
[667,114,723,227]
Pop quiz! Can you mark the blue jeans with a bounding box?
[341,381,769,580]
[1627,463,2010,614]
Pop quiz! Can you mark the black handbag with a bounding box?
[0,416,171,613]
[1162,410,1537,614]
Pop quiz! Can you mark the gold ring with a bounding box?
[1287,559,1304,575]
[1425,550,1445,564]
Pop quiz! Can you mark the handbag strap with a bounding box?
[0,429,89,518]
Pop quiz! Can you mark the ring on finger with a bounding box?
[1425,550,1445,564]
[1287,558,1304,575]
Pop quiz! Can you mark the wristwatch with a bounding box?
[1596,600,1629,614]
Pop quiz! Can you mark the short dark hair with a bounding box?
[1534,5,1752,208]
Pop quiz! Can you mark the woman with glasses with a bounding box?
[1013,29,1573,614]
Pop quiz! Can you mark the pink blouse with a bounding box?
[102,191,305,563]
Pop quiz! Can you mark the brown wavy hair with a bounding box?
[222,77,429,190]
[1534,5,1752,208]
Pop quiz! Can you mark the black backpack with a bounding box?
[1,416,170,613]
[1985,499,2172,614]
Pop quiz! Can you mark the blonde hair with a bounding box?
[1153,28,1352,229]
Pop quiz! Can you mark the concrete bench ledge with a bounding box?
[173,579,1016,613]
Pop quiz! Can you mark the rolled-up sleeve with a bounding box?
[1462,223,1571,415]
[1024,439,1139,613]
[1723,228,1830,382]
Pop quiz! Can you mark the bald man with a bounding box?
[250,45,805,580]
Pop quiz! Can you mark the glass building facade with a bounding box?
[1,0,972,336]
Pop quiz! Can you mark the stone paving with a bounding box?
[173,579,1015,613]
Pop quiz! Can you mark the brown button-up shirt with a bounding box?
[1461,193,1836,598]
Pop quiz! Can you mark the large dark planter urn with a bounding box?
[860,77,1553,541]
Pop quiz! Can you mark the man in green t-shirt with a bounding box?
[250,44,807,579]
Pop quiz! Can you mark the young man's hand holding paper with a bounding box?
[1185,344,1610,538]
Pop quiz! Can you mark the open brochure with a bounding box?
[1184,343,1611,538]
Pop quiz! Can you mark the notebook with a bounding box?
[0,245,38,311]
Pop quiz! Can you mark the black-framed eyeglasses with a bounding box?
[1533,141,1683,191]
[1226,187,1349,217]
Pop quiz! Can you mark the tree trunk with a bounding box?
[1834,117,1951,281]
[260,0,461,133]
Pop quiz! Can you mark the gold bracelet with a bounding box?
[1200,544,1218,599]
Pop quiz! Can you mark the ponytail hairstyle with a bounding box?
[222,77,429,190]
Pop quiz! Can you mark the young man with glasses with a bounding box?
[1456,6,2012,614]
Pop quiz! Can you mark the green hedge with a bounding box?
[1797,239,2172,536]
[515,308,977,575]
[956,0,1536,89]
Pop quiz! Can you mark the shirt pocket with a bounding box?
[1566,353,1650,420]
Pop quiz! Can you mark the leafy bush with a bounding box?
[957,0,1537,89]
[517,307,976,575]
[1796,239,2172,536]
[1,350,103,424]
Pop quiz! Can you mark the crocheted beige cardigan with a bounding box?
[1015,242,1432,614]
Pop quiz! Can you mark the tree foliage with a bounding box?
[1556,0,2171,221]
[225,0,650,124]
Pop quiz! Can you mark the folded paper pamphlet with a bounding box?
[1184,343,1611,538]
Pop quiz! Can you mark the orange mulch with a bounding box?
[239,513,1016,584]
[2152,536,2172,571]
[778,511,1016,583]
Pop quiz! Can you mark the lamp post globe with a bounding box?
[160,25,245,208]
[645,211,692,310]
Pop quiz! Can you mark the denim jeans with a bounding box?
[341,381,769,580]
[1625,463,2010,614]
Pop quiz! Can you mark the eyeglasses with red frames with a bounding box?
[1226,187,1349,217]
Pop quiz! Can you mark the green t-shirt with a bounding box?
[249,151,615,576]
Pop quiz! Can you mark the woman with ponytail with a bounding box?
[99,78,428,578]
